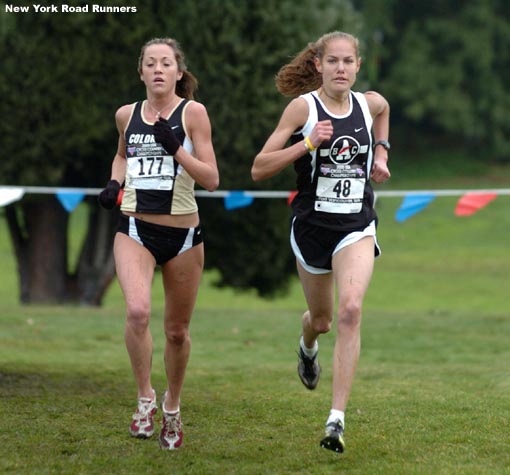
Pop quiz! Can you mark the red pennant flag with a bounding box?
[287,190,298,206]
[454,193,497,216]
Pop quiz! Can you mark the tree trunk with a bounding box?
[74,204,119,306]
[5,196,118,306]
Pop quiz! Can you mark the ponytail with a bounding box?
[275,31,360,98]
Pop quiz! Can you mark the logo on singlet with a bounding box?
[127,133,155,144]
[329,136,360,165]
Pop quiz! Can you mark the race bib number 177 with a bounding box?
[127,155,175,191]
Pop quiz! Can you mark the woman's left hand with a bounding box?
[371,156,391,183]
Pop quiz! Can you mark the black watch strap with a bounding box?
[373,140,391,151]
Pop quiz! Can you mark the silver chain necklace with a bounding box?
[146,99,175,119]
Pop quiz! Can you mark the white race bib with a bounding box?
[126,154,175,191]
[314,166,365,214]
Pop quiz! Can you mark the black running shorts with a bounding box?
[118,214,203,265]
[290,217,380,274]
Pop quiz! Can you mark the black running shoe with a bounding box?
[297,347,321,390]
[320,419,346,453]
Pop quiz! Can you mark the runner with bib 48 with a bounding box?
[251,31,390,453]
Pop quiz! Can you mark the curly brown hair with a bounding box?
[137,38,198,100]
[275,31,359,97]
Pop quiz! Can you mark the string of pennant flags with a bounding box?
[0,186,509,222]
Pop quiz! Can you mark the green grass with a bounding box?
[1,159,510,474]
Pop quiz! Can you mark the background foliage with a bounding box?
[0,0,509,300]
[165,0,363,294]
[373,0,510,160]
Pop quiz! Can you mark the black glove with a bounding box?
[153,117,180,155]
[98,179,121,210]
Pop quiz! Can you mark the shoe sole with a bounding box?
[320,435,345,453]
[159,441,183,450]
[297,361,321,390]
[298,373,319,390]
[159,434,183,450]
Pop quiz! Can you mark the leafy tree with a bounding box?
[358,0,510,160]
[0,0,362,303]
[164,0,363,296]
[0,0,163,303]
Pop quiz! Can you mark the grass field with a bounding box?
[1,160,510,474]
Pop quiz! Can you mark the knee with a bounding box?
[310,314,333,335]
[164,324,190,347]
[126,304,151,334]
[337,299,362,330]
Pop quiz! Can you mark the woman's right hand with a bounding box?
[308,120,334,149]
[98,180,121,209]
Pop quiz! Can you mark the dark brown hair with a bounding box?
[138,38,198,100]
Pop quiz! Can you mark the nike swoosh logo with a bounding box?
[355,127,363,132]
[171,125,179,130]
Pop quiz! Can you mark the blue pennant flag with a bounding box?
[395,193,436,222]
[224,191,254,210]
[56,190,85,212]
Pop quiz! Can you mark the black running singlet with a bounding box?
[121,99,198,215]
[290,91,377,232]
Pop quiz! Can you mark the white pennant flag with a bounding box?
[0,187,25,207]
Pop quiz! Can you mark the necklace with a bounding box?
[319,88,349,105]
[146,98,175,119]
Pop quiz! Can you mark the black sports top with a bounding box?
[121,99,198,215]
[290,90,377,232]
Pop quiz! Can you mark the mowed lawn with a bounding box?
[0,189,509,474]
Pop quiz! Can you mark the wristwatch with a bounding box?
[373,140,391,151]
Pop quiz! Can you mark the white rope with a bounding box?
[1,185,510,198]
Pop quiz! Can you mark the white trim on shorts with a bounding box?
[128,216,143,246]
[177,227,196,255]
[290,218,381,275]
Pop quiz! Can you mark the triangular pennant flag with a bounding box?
[287,190,298,206]
[224,191,254,210]
[56,190,85,212]
[0,187,25,207]
[455,193,497,216]
[395,193,436,222]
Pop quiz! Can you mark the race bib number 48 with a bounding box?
[314,176,365,214]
